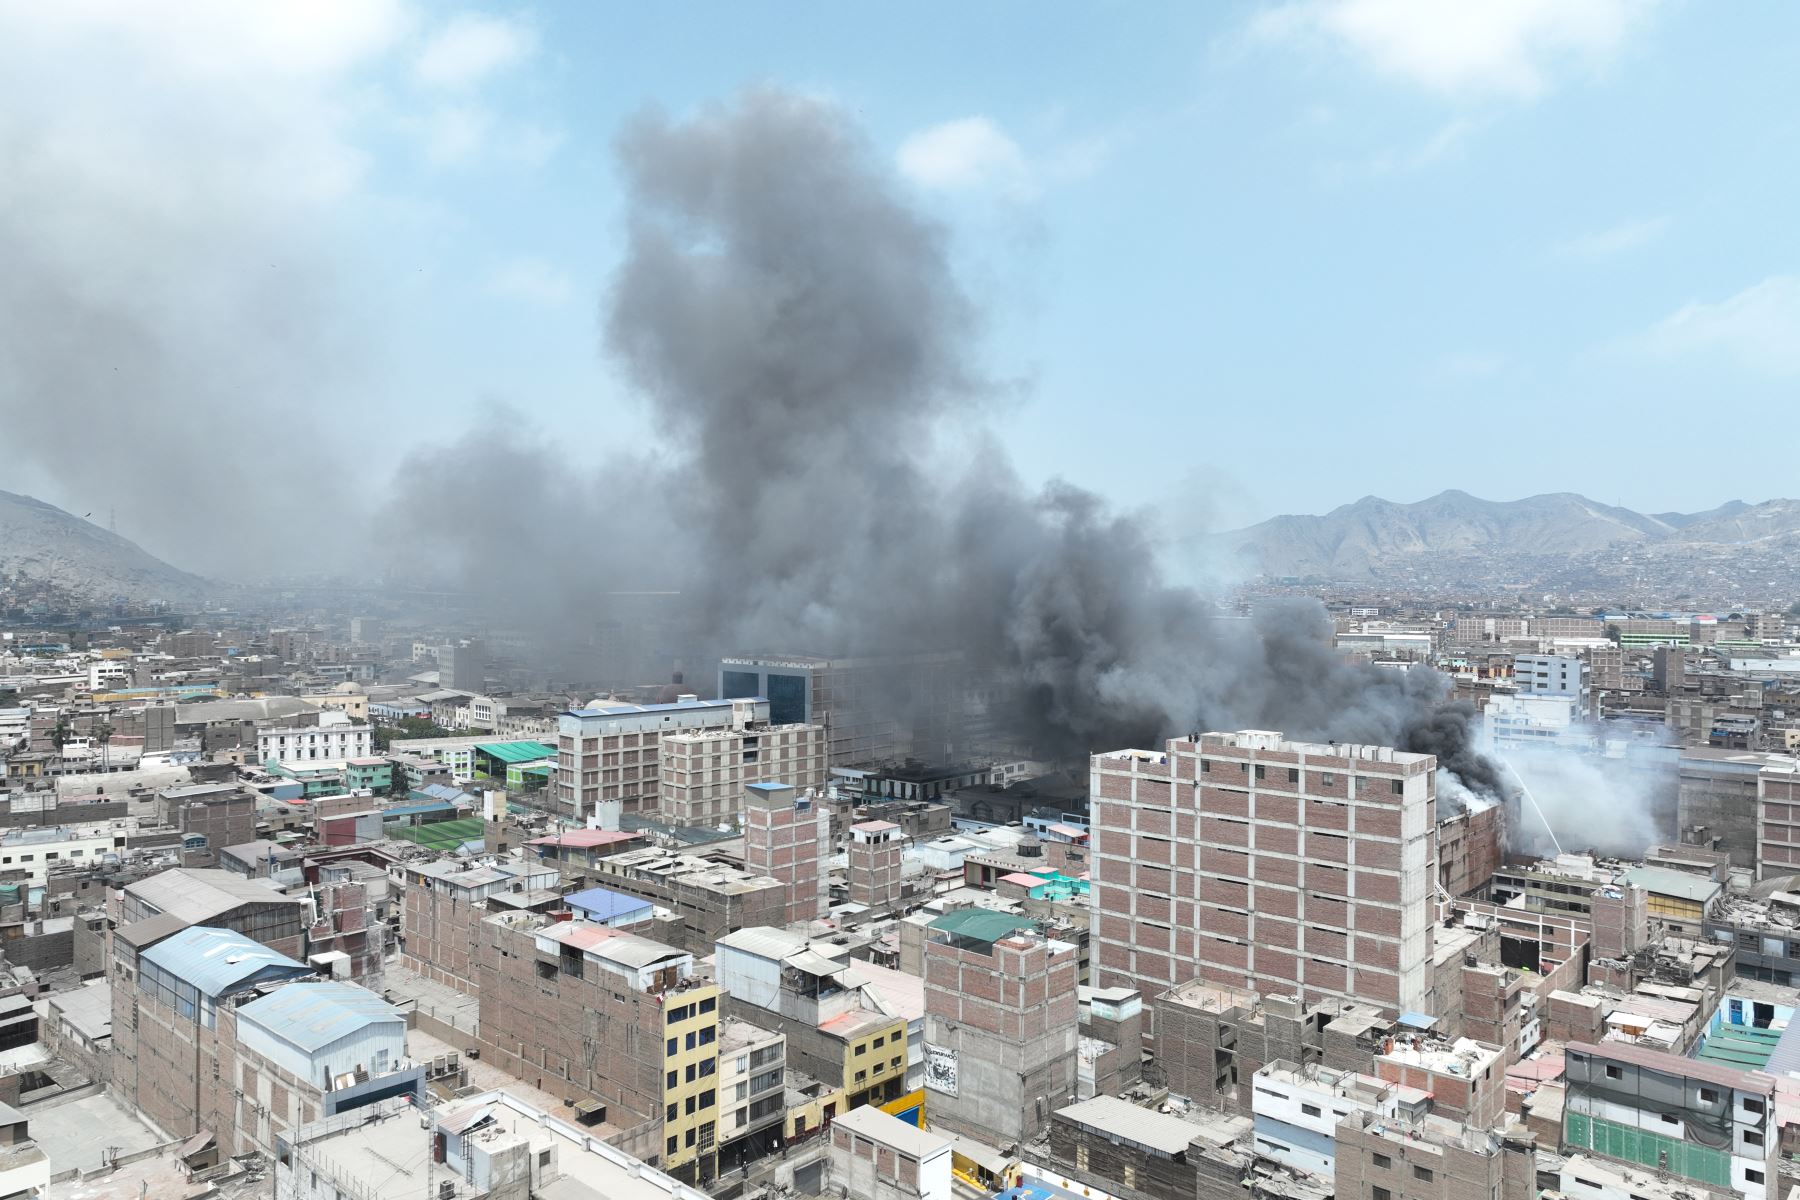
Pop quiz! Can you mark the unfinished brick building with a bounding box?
[472,912,721,1183]
[847,820,902,910]
[1092,731,1438,1020]
[922,910,1079,1147]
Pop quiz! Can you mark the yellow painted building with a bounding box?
[660,985,722,1177]
[823,1009,908,1110]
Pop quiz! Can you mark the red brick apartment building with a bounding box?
[1091,730,1438,1019]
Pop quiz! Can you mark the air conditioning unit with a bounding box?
[439,1181,457,1199]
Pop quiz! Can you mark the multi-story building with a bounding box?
[1563,1041,1776,1200]
[1514,653,1590,709]
[715,927,910,1115]
[716,1018,787,1170]
[474,914,722,1183]
[1250,1059,1429,1179]
[257,711,372,767]
[0,823,123,885]
[744,782,829,928]
[660,710,827,827]
[119,867,309,959]
[848,819,903,910]
[398,858,560,990]
[1091,731,1437,1020]
[553,695,820,822]
[580,846,788,953]
[922,909,1079,1148]
[158,782,256,867]
[113,925,314,1139]
[1755,759,1800,878]
[1676,748,1796,871]
[1334,1111,1535,1200]
[718,652,968,767]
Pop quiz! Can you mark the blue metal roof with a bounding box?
[564,886,653,922]
[237,981,404,1050]
[140,926,308,999]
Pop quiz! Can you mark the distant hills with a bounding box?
[1220,491,1800,582]
[0,489,209,604]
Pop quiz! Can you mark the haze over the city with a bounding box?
[3,1,1797,579]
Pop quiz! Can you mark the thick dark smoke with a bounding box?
[394,90,1502,804]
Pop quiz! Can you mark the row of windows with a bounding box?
[1198,760,1406,794]
[667,1058,719,1088]
[665,1026,717,1056]
[666,997,717,1024]
[665,1089,717,1121]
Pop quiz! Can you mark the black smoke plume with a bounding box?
[392,90,1502,805]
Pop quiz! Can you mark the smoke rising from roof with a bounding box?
[395,89,1502,801]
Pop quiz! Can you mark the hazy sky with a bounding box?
[3,1,1797,573]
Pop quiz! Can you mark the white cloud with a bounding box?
[1555,214,1670,258]
[1251,0,1656,99]
[414,13,536,90]
[488,256,576,308]
[1641,277,1800,376]
[896,117,1031,195]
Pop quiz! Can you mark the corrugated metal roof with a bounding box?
[926,909,1034,945]
[141,926,308,999]
[1622,865,1722,904]
[1054,1095,1201,1155]
[237,981,404,1051]
[115,912,188,949]
[565,887,653,922]
[716,927,808,960]
[473,741,555,764]
[125,868,303,924]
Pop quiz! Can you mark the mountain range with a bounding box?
[1220,491,1800,581]
[0,489,209,604]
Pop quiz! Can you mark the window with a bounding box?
[667,1070,678,1089]
[666,1136,677,1156]
[1372,1188,1392,1200]
[1199,759,1210,774]
[699,1089,715,1109]
[666,1038,678,1057]
[1322,773,1336,787]
[685,1129,695,1147]
[1604,1065,1622,1080]
[1287,768,1299,782]
[1744,1096,1766,1114]
[685,1064,697,1083]
[1744,1130,1764,1147]
[1371,1153,1390,1169]
[699,1059,715,1078]
[872,1035,884,1048]
[685,1096,695,1115]
[856,1043,867,1055]
[668,1004,690,1023]
[685,1032,697,1051]
[1390,779,1404,795]
[1254,765,1266,780]
[1747,1168,1765,1184]
[699,997,715,1014]
[891,1056,902,1069]
[1412,1166,1433,1182]
[1699,1087,1718,1103]
[1301,1103,1321,1117]
[699,1026,714,1046]
[666,1103,677,1121]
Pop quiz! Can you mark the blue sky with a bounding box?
[4,2,1798,571]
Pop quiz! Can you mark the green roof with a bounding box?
[927,909,1035,945]
[474,741,555,764]
[1694,1024,1783,1070]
